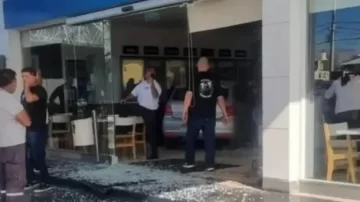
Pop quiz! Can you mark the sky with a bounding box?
[313,5,360,63]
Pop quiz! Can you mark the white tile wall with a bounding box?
[262,77,289,129]
[262,128,290,180]
[262,0,308,191]
[262,23,290,77]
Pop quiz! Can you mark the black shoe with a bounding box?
[34,184,52,193]
[25,181,39,190]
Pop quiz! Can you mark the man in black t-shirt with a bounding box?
[182,57,229,171]
[21,67,51,192]
[49,76,77,114]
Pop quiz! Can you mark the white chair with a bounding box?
[48,113,72,149]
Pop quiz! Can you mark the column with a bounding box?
[103,20,118,164]
[262,0,307,192]
[7,30,24,99]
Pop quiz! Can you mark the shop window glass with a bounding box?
[121,59,144,101]
[308,0,360,183]
[21,22,115,161]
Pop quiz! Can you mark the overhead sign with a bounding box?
[218,49,232,57]
[201,48,215,57]
[235,50,247,58]
[164,47,179,56]
[123,45,139,55]
[144,46,159,55]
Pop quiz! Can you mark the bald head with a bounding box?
[197,57,210,72]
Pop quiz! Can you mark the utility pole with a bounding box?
[329,0,336,71]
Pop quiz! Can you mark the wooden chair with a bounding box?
[48,113,72,149]
[114,116,145,160]
[128,117,146,157]
[324,122,359,181]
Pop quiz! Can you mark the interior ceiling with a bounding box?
[112,6,188,29]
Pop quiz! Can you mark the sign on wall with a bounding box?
[144,46,159,55]
[164,47,179,56]
[235,50,247,58]
[218,49,232,57]
[123,46,139,55]
[201,48,215,57]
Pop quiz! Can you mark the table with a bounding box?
[335,128,360,183]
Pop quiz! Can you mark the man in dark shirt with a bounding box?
[182,57,229,171]
[21,67,51,192]
[49,76,77,113]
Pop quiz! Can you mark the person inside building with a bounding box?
[0,69,31,202]
[121,68,162,160]
[182,57,229,171]
[324,69,360,127]
[21,67,51,192]
[49,76,77,114]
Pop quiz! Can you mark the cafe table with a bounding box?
[335,128,360,183]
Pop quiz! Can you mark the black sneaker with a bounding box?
[34,184,52,193]
[25,181,39,190]
[182,163,195,169]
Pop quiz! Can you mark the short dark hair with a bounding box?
[0,69,16,88]
[21,67,37,76]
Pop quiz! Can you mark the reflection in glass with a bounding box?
[165,60,187,88]
[121,59,144,101]
[308,0,360,184]
[21,22,113,160]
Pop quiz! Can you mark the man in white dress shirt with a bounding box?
[122,68,162,159]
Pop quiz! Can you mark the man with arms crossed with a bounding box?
[122,68,162,159]
[0,69,31,202]
[182,57,229,171]
[21,67,51,192]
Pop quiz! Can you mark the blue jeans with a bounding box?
[26,129,49,183]
[185,117,216,165]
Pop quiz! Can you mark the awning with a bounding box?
[4,0,146,29]
[341,58,360,66]
[66,0,192,25]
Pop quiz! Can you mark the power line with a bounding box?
[316,36,360,44]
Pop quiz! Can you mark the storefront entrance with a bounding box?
[20,1,262,185]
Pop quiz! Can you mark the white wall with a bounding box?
[262,0,307,192]
[187,0,262,33]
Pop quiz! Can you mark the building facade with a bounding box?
[3,0,360,200]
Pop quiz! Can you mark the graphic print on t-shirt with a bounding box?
[199,79,214,98]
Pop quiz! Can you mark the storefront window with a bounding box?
[308,0,360,183]
[21,22,115,161]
